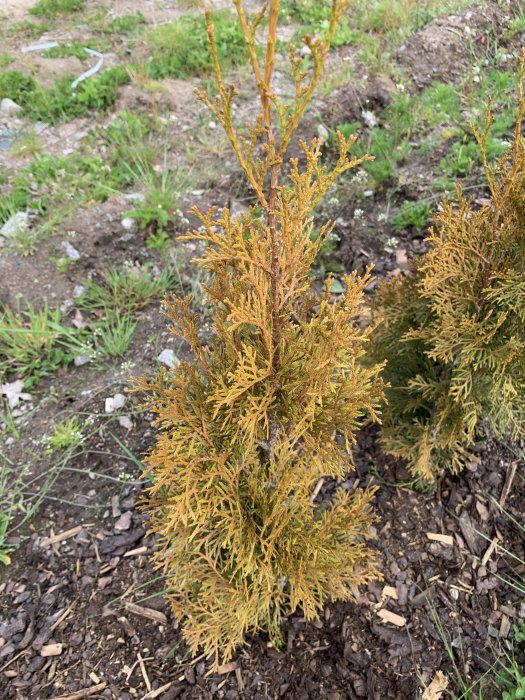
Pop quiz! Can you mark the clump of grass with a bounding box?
[75,263,178,314]
[46,417,83,451]
[0,301,70,386]
[0,67,130,124]
[146,11,248,79]
[29,0,85,18]
[392,200,431,232]
[0,71,38,106]
[93,313,136,359]
[105,12,146,34]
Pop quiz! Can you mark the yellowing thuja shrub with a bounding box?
[370,51,525,481]
[135,0,384,664]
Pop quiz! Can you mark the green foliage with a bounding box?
[369,56,525,480]
[136,0,383,665]
[0,71,38,105]
[0,301,70,386]
[146,11,248,79]
[29,0,84,18]
[25,66,130,124]
[105,12,146,34]
[93,313,136,359]
[392,200,431,232]
[75,263,177,314]
[0,67,130,125]
[125,167,184,235]
[46,417,83,451]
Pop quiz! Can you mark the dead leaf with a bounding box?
[1,379,31,408]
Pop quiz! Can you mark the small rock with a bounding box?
[1,212,29,239]
[73,285,86,298]
[0,98,22,117]
[158,349,179,369]
[74,356,91,367]
[118,415,133,430]
[113,393,126,410]
[121,217,138,233]
[60,241,80,261]
[317,123,329,143]
[361,109,378,128]
[114,511,132,532]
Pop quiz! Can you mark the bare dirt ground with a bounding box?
[1,1,525,698]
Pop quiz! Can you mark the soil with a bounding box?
[1,1,525,699]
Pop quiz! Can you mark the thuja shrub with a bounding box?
[135,0,384,664]
[370,50,525,481]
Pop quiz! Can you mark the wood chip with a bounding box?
[40,525,92,548]
[138,682,172,700]
[426,532,454,546]
[382,585,398,600]
[481,537,499,567]
[422,671,449,699]
[500,461,517,508]
[50,683,107,700]
[216,661,238,675]
[123,602,167,625]
[124,546,148,557]
[41,644,63,657]
[377,609,406,627]
[138,652,151,692]
[88,672,100,684]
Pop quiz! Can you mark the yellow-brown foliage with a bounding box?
[134,0,384,665]
[370,50,525,481]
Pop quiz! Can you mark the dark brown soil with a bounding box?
[1,2,525,699]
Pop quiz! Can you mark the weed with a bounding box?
[10,131,42,158]
[392,200,431,232]
[0,71,38,106]
[0,301,70,386]
[146,11,248,79]
[75,263,177,314]
[0,55,14,70]
[6,20,51,38]
[125,168,183,234]
[93,313,136,359]
[105,12,146,34]
[505,11,525,41]
[1,67,129,124]
[46,417,83,451]
[29,0,85,18]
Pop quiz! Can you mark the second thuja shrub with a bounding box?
[134,0,384,664]
[370,50,525,482]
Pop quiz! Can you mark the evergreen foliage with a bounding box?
[370,50,525,481]
[135,0,384,664]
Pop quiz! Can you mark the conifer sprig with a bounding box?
[135,0,384,665]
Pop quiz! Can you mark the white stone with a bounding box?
[113,393,126,410]
[61,241,80,260]
[121,217,138,233]
[0,98,22,117]
[158,348,179,368]
[1,211,29,239]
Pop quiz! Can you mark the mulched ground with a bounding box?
[2,425,524,700]
[2,2,525,698]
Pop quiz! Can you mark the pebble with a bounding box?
[105,393,126,413]
[121,217,138,233]
[74,356,91,367]
[158,348,179,368]
[61,241,80,260]
[0,211,29,239]
[0,98,22,117]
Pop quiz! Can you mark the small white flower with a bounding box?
[353,208,364,220]
[377,212,387,223]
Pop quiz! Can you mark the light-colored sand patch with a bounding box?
[2,0,36,20]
